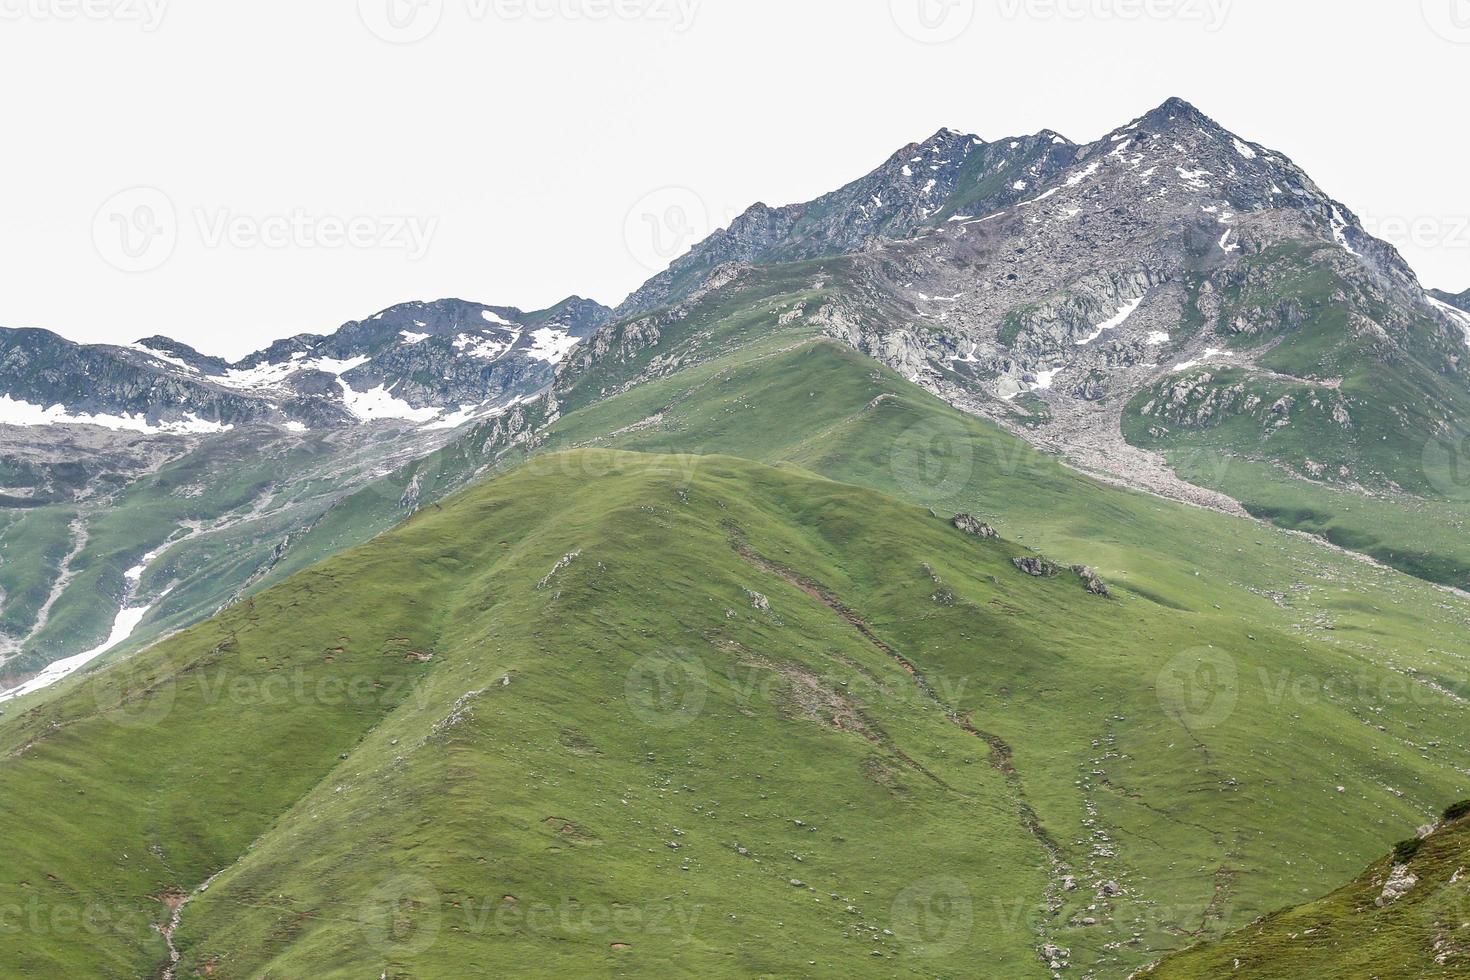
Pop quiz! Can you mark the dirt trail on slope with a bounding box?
[733,543,1070,871]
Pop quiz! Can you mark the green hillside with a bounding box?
[3,269,1469,977]
[4,435,1469,977]
[1151,802,1470,978]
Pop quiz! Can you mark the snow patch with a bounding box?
[0,547,173,704]
[336,380,442,424]
[1429,295,1470,345]
[525,328,582,364]
[1077,296,1145,346]
[216,354,370,390]
[399,331,432,344]
[1232,138,1258,160]
[1173,348,1228,372]
[0,396,232,435]
[132,345,198,373]
[1065,161,1101,186]
[453,333,515,360]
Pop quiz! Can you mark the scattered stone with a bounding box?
[747,591,771,612]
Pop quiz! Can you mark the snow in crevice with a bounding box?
[0,546,173,704]
[1065,161,1101,187]
[1176,166,1211,189]
[1428,295,1470,345]
[131,344,198,373]
[1077,296,1145,346]
[1330,207,1361,257]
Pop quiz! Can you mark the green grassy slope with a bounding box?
[3,421,1464,975]
[0,452,1107,976]
[1151,803,1470,978]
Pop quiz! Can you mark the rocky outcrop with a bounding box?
[1072,566,1111,597]
[952,514,999,539]
[1012,557,1061,578]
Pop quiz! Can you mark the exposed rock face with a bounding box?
[616,127,1078,319]
[1376,864,1418,907]
[952,514,999,539]
[1012,557,1061,578]
[0,296,612,436]
[1072,565,1111,597]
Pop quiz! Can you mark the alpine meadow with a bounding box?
[2,10,1470,977]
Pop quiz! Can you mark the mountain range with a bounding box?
[2,97,1469,978]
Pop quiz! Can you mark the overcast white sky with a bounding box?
[1,0,1466,359]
